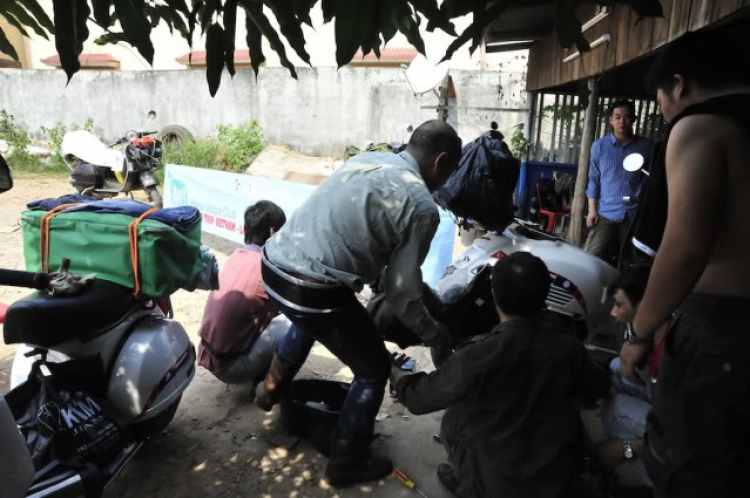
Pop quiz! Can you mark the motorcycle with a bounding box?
[0,154,195,498]
[370,125,620,356]
[62,112,182,208]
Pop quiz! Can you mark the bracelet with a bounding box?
[624,322,653,346]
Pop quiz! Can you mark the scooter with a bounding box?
[0,157,195,498]
[1,264,195,498]
[63,112,170,208]
[438,218,619,341]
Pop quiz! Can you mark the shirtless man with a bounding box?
[619,30,750,497]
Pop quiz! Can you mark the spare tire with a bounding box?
[158,125,194,144]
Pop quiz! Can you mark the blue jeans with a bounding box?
[274,294,391,443]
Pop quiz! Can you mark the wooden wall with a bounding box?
[526,0,749,92]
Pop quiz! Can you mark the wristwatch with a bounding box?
[624,322,652,346]
[623,440,634,460]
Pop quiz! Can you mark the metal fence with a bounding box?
[528,92,668,163]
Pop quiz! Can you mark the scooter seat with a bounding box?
[3,279,137,348]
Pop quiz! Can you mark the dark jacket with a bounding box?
[395,317,610,498]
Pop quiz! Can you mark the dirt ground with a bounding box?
[0,174,455,498]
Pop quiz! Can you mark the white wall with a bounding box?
[0,65,527,157]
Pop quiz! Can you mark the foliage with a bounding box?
[40,117,96,170]
[510,123,531,160]
[0,110,68,173]
[0,1,664,96]
[162,121,264,174]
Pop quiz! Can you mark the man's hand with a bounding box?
[390,352,412,388]
[425,324,453,367]
[619,342,649,385]
[586,211,599,227]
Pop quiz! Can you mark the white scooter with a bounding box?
[0,157,195,498]
[438,219,619,342]
[1,265,195,498]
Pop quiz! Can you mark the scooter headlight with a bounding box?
[126,130,138,142]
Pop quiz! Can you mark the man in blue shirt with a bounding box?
[585,100,651,263]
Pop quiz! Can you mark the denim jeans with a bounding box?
[274,293,391,443]
[213,316,293,385]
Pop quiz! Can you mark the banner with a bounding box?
[164,164,455,288]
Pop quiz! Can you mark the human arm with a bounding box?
[586,142,601,227]
[391,345,483,415]
[385,210,448,344]
[620,116,726,378]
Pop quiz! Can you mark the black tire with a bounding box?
[158,125,194,144]
[133,395,182,437]
[146,185,163,208]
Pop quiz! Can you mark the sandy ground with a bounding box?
[0,174,455,498]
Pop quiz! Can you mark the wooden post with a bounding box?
[567,78,599,246]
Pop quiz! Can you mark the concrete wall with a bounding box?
[0,66,527,157]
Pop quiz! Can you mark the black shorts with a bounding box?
[644,294,750,498]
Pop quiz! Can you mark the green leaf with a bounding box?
[395,3,425,56]
[440,0,513,61]
[410,0,455,35]
[291,0,316,26]
[199,0,219,32]
[0,25,19,61]
[0,13,31,39]
[321,0,334,23]
[334,0,377,68]
[439,0,472,19]
[244,8,264,77]
[92,0,114,27]
[95,32,127,45]
[263,0,312,65]
[154,5,174,33]
[164,0,191,16]
[242,0,297,78]
[52,0,81,82]
[223,0,237,76]
[113,0,154,65]
[18,0,56,34]
[206,22,224,97]
[1,1,49,39]
[74,0,90,55]
[147,4,161,29]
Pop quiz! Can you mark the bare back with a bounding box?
[696,114,750,297]
[666,105,750,298]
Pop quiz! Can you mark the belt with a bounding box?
[261,250,353,314]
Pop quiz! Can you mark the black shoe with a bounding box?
[326,438,393,488]
[437,463,459,494]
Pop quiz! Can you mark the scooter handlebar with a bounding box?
[0,269,50,289]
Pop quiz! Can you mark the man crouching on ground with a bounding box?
[391,252,610,498]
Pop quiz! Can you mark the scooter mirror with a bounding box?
[623,153,645,172]
[148,110,156,120]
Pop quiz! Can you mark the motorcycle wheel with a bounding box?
[146,185,163,208]
[133,395,182,437]
[158,125,194,144]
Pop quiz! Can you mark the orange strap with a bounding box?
[40,203,82,272]
[128,207,159,298]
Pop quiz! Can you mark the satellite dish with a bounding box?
[623,153,645,173]
[401,54,450,96]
